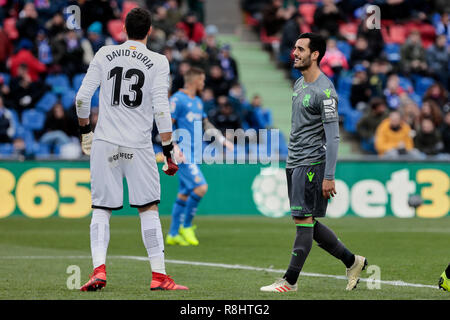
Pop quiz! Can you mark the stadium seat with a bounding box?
[45,74,71,94]
[383,43,400,63]
[72,73,85,91]
[398,76,413,92]
[121,1,139,22]
[339,22,358,44]
[336,41,352,61]
[21,109,46,132]
[299,3,316,26]
[3,17,19,40]
[243,11,259,27]
[337,74,353,98]
[389,25,407,44]
[61,89,76,110]
[338,96,352,118]
[343,109,363,134]
[0,72,10,85]
[409,92,422,107]
[414,77,435,98]
[36,92,58,112]
[0,143,14,156]
[32,142,51,158]
[108,19,127,42]
[260,28,280,46]
[91,89,100,107]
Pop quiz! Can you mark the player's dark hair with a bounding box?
[125,8,152,40]
[184,67,205,83]
[298,33,326,65]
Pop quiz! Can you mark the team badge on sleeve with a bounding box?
[323,98,337,118]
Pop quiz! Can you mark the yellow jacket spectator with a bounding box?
[375,111,414,156]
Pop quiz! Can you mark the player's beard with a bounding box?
[295,55,312,71]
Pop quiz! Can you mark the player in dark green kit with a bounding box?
[261,33,367,293]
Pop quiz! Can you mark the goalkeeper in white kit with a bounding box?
[76,7,187,291]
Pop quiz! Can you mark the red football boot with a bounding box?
[80,264,107,292]
[150,272,189,290]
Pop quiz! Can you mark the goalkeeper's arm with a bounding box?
[75,50,102,155]
[152,79,178,175]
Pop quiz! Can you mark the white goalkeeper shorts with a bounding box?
[90,139,161,210]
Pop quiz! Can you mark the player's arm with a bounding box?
[203,117,234,151]
[323,121,339,199]
[75,50,102,155]
[152,57,178,175]
[320,91,340,199]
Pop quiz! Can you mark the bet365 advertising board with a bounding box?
[0,161,448,218]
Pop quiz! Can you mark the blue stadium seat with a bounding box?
[337,74,353,98]
[36,92,58,112]
[0,143,14,156]
[33,142,51,158]
[343,109,363,134]
[0,72,10,85]
[72,73,85,91]
[61,89,76,109]
[45,74,71,94]
[398,76,413,92]
[383,43,400,63]
[337,41,352,61]
[414,76,435,98]
[21,109,46,131]
[338,96,352,118]
[91,88,100,107]
[409,92,422,107]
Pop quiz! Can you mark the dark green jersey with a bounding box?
[286,72,339,168]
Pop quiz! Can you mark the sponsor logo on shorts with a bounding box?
[108,152,134,162]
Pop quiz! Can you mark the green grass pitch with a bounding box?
[0,216,449,300]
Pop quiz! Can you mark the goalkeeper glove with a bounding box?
[162,140,178,176]
[79,123,93,155]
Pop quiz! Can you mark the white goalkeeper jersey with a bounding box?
[76,40,173,149]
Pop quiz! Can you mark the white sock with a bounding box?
[90,209,111,269]
[139,210,166,275]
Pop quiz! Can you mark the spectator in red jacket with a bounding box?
[9,39,46,82]
[176,11,205,44]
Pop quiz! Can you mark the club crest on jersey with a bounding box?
[302,94,311,107]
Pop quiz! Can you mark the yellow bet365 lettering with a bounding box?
[416,169,450,218]
[16,168,59,218]
[0,168,16,218]
[59,169,91,218]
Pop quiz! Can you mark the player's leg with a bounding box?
[125,146,188,290]
[439,263,450,291]
[313,162,367,290]
[81,140,123,292]
[166,193,190,246]
[179,164,207,246]
[261,167,313,292]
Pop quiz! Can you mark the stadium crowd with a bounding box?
[0,0,276,160]
[242,0,450,159]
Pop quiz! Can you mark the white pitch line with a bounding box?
[0,255,438,290]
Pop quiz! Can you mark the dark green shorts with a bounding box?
[286,163,328,218]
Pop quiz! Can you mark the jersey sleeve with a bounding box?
[75,48,103,119]
[152,56,172,133]
[318,88,339,123]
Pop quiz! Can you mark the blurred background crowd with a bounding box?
[0,0,449,161]
[242,0,450,159]
[0,0,276,160]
